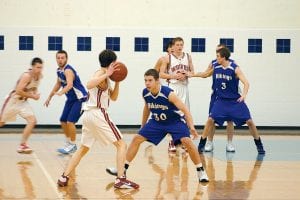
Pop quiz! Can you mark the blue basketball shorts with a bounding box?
[138,119,190,145]
[209,98,251,126]
[60,98,84,123]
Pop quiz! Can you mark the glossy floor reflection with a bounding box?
[0,133,299,199]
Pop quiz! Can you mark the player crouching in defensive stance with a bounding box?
[57,49,139,189]
[0,57,43,153]
[107,69,209,183]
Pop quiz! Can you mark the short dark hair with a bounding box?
[56,50,68,59]
[31,57,43,65]
[216,47,231,60]
[98,49,117,67]
[144,69,159,80]
[165,39,174,51]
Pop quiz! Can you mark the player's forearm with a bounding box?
[48,83,61,98]
[87,74,109,89]
[141,107,150,127]
[159,72,173,80]
[241,82,249,98]
[15,90,35,99]
[110,82,120,101]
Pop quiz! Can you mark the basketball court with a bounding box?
[0,129,299,199]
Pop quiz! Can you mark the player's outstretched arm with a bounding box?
[44,78,61,107]
[193,63,214,78]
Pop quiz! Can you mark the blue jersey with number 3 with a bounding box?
[212,61,240,99]
[143,86,183,124]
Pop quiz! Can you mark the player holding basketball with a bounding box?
[44,50,88,154]
[121,69,208,183]
[198,47,265,154]
[194,44,236,152]
[0,57,43,153]
[57,49,139,189]
[159,37,195,153]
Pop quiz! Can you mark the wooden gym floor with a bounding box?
[0,130,299,200]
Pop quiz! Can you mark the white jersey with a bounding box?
[80,78,122,147]
[12,70,42,100]
[0,70,42,122]
[168,53,190,85]
[84,81,110,110]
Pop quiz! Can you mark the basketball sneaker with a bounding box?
[204,141,214,152]
[57,142,77,154]
[197,169,209,182]
[198,137,207,153]
[226,142,235,152]
[17,143,33,154]
[254,137,265,154]
[106,167,118,176]
[114,177,139,189]
[57,173,69,187]
[168,140,176,154]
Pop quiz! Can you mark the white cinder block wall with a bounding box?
[0,0,299,126]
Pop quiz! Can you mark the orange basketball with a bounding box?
[109,62,128,82]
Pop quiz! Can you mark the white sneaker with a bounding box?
[57,142,77,154]
[204,141,214,152]
[106,167,118,176]
[197,169,209,182]
[226,142,235,152]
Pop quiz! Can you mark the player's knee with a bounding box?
[0,122,5,127]
[132,134,145,145]
[207,117,214,125]
[246,119,255,127]
[79,145,90,155]
[114,139,127,149]
[26,116,37,125]
[180,137,192,147]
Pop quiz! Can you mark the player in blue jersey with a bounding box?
[123,69,208,182]
[44,50,88,154]
[197,47,265,154]
[193,44,235,152]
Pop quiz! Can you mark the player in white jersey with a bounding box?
[0,58,43,153]
[160,37,195,153]
[57,49,139,189]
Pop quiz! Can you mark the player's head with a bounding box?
[144,69,160,91]
[216,47,231,63]
[173,37,184,53]
[99,49,117,68]
[56,50,68,68]
[31,57,43,74]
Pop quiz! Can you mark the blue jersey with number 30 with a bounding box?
[143,86,184,124]
[212,61,240,99]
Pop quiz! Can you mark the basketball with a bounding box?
[109,62,128,82]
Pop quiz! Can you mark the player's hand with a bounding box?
[44,97,51,107]
[32,93,40,100]
[190,128,199,140]
[237,95,246,102]
[106,62,120,77]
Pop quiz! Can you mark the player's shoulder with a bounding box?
[160,85,173,96]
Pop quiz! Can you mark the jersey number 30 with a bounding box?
[153,113,167,121]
